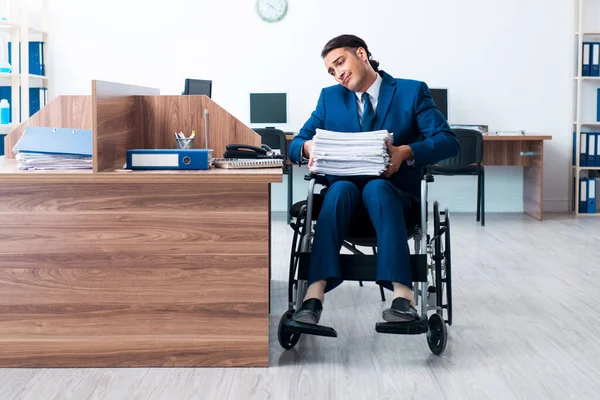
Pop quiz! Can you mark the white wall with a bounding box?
[47,0,574,213]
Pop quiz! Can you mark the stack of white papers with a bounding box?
[310,129,392,176]
[15,152,93,170]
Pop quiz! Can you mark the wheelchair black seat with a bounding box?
[289,193,325,221]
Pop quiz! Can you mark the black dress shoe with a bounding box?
[292,298,323,325]
[382,297,420,322]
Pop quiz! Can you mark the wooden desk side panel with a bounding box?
[4,96,93,159]
[92,80,160,173]
[523,140,544,220]
[482,141,537,166]
[0,182,269,367]
[138,96,260,158]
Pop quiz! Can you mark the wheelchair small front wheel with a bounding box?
[278,310,301,350]
[426,313,447,355]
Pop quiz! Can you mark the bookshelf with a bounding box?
[0,0,48,136]
[571,0,600,216]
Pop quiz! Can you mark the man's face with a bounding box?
[324,47,370,92]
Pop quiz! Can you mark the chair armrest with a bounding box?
[304,172,328,186]
[423,166,434,183]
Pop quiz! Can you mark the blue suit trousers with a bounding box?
[308,176,419,293]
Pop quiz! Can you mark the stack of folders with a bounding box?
[12,126,93,170]
[582,42,600,77]
[579,177,597,214]
[573,132,600,167]
[310,128,392,176]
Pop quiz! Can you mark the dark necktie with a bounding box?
[361,92,374,132]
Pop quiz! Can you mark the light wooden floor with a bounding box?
[2,212,600,399]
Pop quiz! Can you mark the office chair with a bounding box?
[253,128,294,224]
[428,128,485,226]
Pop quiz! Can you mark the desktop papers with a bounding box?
[310,129,392,176]
[15,152,93,170]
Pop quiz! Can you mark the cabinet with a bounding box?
[571,0,600,215]
[0,0,48,137]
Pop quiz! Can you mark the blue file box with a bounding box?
[580,177,588,213]
[589,177,597,213]
[126,149,211,170]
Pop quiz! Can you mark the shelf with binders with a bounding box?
[570,0,600,215]
[0,0,49,131]
[572,172,599,215]
[0,36,48,126]
[571,129,600,215]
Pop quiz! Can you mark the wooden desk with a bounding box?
[481,135,551,220]
[0,162,280,367]
[0,81,282,367]
[285,133,552,220]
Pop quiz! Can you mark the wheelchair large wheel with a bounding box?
[278,310,301,350]
[433,202,444,317]
[443,208,453,326]
[427,313,447,355]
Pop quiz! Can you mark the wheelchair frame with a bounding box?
[278,172,453,355]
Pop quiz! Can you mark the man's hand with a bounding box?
[381,140,413,177]
[303,140,315,167]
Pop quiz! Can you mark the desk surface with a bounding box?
[0,159,283,184]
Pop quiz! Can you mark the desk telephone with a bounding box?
[224,144,282,159]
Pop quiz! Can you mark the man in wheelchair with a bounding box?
[287,35,460,329]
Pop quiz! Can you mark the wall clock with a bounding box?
[256,0,288,23]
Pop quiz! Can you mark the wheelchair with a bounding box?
[277,171,453,355]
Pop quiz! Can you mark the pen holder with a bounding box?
[175,137,194,149]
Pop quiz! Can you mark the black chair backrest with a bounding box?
[437,128,483,166]
[253,128,287,160]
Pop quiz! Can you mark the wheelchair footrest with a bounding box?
[286,319,338,338]
[375,318,429,335]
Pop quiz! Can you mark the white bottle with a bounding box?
[0,99,10,124]
[0,60,11,73]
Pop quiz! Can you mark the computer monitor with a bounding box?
[183,79,212,97]
[249,93,287,127]
[430,88,448,121]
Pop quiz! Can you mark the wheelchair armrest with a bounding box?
[303,172,328,186]
[423,166,434,183]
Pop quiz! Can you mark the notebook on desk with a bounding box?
[212,158,283,169]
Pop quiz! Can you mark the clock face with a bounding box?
[256,0,288,23]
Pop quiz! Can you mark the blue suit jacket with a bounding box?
[288,70,460,200]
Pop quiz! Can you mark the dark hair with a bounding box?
[321,34,379,72]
